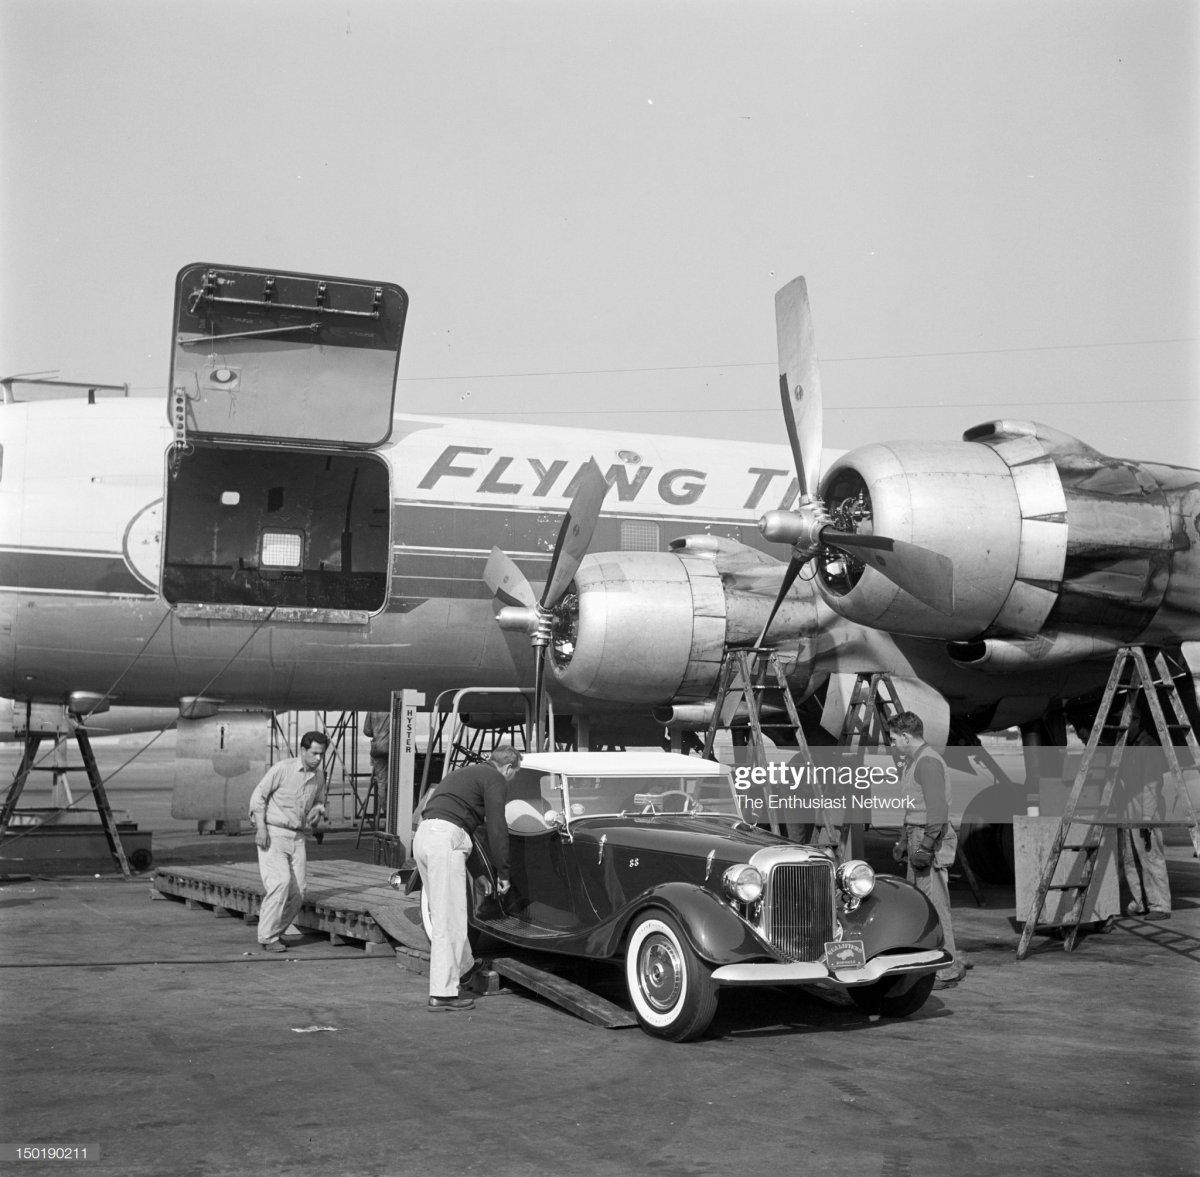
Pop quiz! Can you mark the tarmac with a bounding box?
[2,814,1198,1177]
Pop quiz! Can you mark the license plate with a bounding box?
[825,939,866,970]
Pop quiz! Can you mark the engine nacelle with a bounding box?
[546,538,818,705]
[947,631,1125,672]
[814,420,1197,644]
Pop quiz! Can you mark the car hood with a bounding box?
[566,814,792,861]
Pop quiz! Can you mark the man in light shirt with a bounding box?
[248,730,330,952]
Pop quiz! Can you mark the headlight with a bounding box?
[837,859,876,899]
[722,864,764,903]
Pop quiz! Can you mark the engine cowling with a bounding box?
[813,420,1196,644]
[546,538,819,705]
[946,631,1125,672]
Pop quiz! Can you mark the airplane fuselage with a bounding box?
[2,395,1194,737]
[2,397,829,713]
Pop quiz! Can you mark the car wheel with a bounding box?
[624,911,717,1042]
[849,972,935,1018]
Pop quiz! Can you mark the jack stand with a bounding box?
[0,715,132,878]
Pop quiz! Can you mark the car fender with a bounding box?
[595,882,775,965]
[839,876,943,956]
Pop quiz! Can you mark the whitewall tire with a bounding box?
[624,910,718,1042]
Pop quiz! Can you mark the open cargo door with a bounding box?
[169,263,406,447]
[162,264,407,618]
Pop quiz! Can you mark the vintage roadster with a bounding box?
[446,751,952,1041]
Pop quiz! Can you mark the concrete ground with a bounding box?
[2,821,1198,1177]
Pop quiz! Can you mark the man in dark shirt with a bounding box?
[413,746,521,1010]
[887,711,967,988]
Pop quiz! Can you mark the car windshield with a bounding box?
[561,771,740,820]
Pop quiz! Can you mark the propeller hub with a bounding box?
[496,605,540,635]
[758,501,831,558]
[531,606,555,648]
[498,601,571,650]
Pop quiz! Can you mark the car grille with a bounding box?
[763,862,836,961]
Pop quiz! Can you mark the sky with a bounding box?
[2,0,1197,467]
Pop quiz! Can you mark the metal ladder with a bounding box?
[1016,646,1200,959]
[837,672,983,904]
[837,672,905,749]
[699,648,839,847]
[837,672,903,866]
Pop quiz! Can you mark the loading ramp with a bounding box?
[154,857,637,1028]
[152,860,424,954]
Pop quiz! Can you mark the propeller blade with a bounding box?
[756,555,806,647]
[823,531,956,615]
[533,648,546,751]
[541,458,610,607]
[775,277,823,501]
[484,547,537,609]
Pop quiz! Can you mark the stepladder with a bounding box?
[1015,646,1200,958]
[837,672,905,750]
[699,647,840,849]
[836,672,983,904]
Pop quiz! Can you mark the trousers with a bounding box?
[904,826,963,978]
[1120,827,1171,913]
[413,818,474,997]
[369,755,389,819]
[256,826,306,944]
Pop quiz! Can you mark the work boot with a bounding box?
[428,995,475,1012]
[934,962,967,989]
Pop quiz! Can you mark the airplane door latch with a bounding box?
[169,386,194,477]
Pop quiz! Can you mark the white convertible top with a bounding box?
[519,751,728,777]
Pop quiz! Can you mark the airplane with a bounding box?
[2,264,1197,862]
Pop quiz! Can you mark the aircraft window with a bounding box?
[620,520,660,552]
[221,491,241,507]
[260,530,305,569]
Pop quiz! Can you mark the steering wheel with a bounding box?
[641,789,695,815]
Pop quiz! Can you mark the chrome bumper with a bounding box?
[711,948,952,987]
